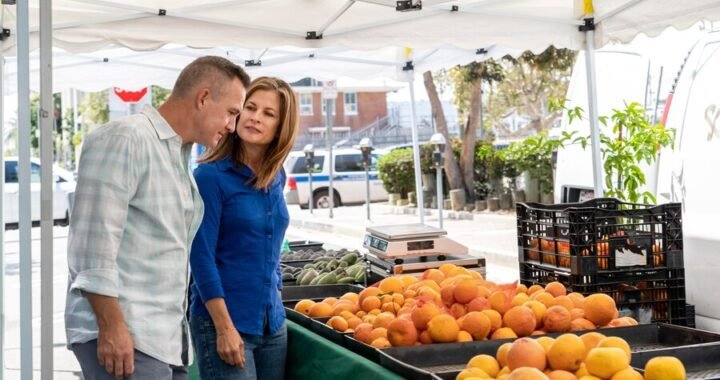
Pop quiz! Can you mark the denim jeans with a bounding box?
[190,314,287,380]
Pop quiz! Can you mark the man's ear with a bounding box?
[196,88,211,110]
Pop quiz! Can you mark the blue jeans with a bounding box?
[190,314,287,380]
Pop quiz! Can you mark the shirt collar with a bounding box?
[218,156,254,178]
[142,105,178,141]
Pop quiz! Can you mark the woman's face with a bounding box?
[236,89,281,148]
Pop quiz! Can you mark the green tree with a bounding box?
[486,46,576,137]
[78,90,109,129]
[151,85,171,108]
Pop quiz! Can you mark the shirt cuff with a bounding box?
[70,269,119,298]
[196,280,225,303]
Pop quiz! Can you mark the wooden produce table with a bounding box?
[188,320,403,380]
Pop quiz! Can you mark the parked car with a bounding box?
[283,148,388,209]
[3,157,76,226]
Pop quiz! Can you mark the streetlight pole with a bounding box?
[359,138,373,221]
[430,133,446,229]
[304,144,315,214]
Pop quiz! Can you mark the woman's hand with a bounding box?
[216,326,245,368]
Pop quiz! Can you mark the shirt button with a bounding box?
[267,234,272,239]
[267,211,272,216]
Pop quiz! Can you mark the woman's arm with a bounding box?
[190,165,245,367]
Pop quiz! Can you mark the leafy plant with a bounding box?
[552,100,675,203]
[377,148,416,198]
[507,131,578,195]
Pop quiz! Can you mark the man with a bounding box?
[65,56,250,379]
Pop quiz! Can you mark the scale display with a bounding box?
[364,235,389,252]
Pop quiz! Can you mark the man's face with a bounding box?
[196,78,246,148]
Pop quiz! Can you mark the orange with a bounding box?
[461,311,492,340]
[387,318,418,347]
[427,314,460,343]
[545,282,567,297]
[467,354,500,377]
[582,294,617,327]
[309,302,334,318]
[294,299,315,315]
[379,276,405,294]
[454,279,480,304]
[547,333,586,372]
[496,342,512,367]
[506,337,547,371]
[543,306,572,333]
[411,301,441,330]
[502,306,537,337]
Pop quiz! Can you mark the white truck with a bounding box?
[554,31,720,332]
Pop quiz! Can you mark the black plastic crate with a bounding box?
[631,342,720,379]
[281,284,364,303]
[288,240,324,251]
[521,263,689,325]
[517,198,683,275]
[378,324,720,380]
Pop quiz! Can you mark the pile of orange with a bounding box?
[456,333,685,380]
[293,265,638,348]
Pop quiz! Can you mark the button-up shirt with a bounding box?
[189,157,288,336]
[65,105,204,366]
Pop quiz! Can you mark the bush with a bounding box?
[377,148,416,198]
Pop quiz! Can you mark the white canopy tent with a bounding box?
[2,44,520,93]
[3,1,720,379]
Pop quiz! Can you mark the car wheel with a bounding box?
[313,189,341,209]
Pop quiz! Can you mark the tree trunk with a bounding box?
[460,73,482,203]
[423,70,463,191]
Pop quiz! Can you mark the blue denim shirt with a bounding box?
[190,156,288,336]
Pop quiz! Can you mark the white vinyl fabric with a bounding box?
[1,0,719,55]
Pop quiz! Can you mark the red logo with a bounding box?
[113,87,149,103]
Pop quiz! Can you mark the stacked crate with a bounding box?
[516,198,691,326]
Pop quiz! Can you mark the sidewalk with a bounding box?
[287,203,521,283]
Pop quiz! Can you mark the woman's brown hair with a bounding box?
[200,76,299,190]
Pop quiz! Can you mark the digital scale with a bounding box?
[363,224,468,259]
[362,224,485,280]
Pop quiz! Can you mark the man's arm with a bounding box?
[85,293,135,378]
[67,130,138,377]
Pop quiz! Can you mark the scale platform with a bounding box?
[363,224,468,259]
[365,253,486,280]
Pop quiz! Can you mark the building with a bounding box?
[291,78,401,150]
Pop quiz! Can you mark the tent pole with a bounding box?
[0,53,5,380]
[17,0,34,377]
[40,0,54,378]
[406,68,425,224]
[583,18,604,198]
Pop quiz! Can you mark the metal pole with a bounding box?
[325,98,334,218]
[406,70,424,223]
[436,165,443,229]
[17,0,34,377]
[584,23,604,198]
[308,170,313,214]
[652,67,664,125]
[0,53,5,380]
[365,164,371,221]
[72,88,78,133]
[40,0,54,377]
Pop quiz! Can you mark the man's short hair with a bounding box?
[172,56,251,99]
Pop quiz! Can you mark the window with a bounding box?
[4,161,42,183]
[291,156,325,174]
[321,99,336,116]
[299,93,313,115]
[5,161,17,183]
[31,163,41,183]
[335,154,364,172]
[344,92,358,115]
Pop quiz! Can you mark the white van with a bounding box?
[655,30,720,332]
[3,157,76,226]
[553,48,652,203]
[283,148,388,209]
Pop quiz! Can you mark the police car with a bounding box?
[283,148,388,209]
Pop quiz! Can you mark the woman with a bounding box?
[189,76,298,379]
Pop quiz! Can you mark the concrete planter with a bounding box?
[444,199,453,210]
[475,200,487,211]
[500,192,513,210]
[422,173,436,193]
[541,192,554,204]
[488,197,500,211]
[388,193,401,205]
[408,191,417,206]
[513,190,526,205]
[449,189,466,211]
[397,199,409,206]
